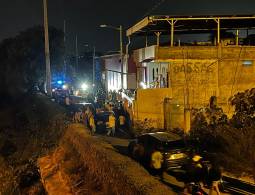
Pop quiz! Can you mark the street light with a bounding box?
[84,44,96,86]
[100,24,123,89]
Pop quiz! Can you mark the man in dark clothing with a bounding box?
[208,158,222,195]
[183,154,208,194]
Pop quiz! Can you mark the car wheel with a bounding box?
[218,180,226,192]
[150,151,163,170]
[129,143,144,161]
[128,141,136,156]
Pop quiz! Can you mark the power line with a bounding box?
[142,0,167,18]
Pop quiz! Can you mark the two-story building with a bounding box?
[127,15,255,131]
[99,53,137,92]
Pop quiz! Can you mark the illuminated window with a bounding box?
[242,60,253,66]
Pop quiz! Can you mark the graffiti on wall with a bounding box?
[171,60,217,86]
[173,62,214,74]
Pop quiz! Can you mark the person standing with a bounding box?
[183,154,207,194]
[107,112,115,136]
[83,107,89,127]
[119,115,125,129]
[65,96,70,106]
[88,110,96,135]
[208,158,222,195]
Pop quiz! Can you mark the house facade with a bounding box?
[127,15,255,131]
[99,53,137,92]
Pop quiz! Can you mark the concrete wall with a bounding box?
[133,45,156,63]
[133,45,255,130]
[133,88,172,129]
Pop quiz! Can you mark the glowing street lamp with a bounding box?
[100,24,123,89]
[81,83,88,90]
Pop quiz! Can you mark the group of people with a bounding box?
[71,104,96,134]
[70,100,127,137]
[103,101,127,136]
[182,153,222,195]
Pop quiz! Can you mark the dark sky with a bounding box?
[1,0,255,53]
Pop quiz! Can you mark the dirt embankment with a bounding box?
[39,124,174,195]
[0,94,68,194]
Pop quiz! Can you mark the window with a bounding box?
[152,68,155,81]
[242,60,253,66]
[162,67,165,74]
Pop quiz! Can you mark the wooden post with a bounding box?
[43,0,52,96]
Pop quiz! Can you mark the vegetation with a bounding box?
[190,90,255,178]
[61,124,173,195]
[0,26,67,193]
[0,94,67,194]
[0,26,64,104]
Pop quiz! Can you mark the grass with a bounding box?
[0,93,68,194]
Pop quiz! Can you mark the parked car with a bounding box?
[95,111,115,133]
[52,88,69,104]
[128,132,188,172]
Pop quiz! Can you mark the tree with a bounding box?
[230,88,255,128]
[0,26,64,102]
[190,92,255,175]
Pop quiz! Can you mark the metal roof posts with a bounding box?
[214,18,221,46]
[154,32,162,46]
[167,19,177,47]
[236,29,239,46]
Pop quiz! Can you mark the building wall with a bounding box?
[100,53,137,91]
[101,54,122,91]
[133,45,156,63]
[127,54,137,89]
[133,88,172,129]
[133,46,255,130]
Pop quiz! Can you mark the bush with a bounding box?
[190,91,255,177]
[0,94,68,193]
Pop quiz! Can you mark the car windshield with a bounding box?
[163,140,186,150]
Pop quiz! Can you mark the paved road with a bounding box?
[94,133,232,195]
[94,134,190,193]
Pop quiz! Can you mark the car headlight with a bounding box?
[169,153,186,160]
[62,84,68,90]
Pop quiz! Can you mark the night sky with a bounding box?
[1,0,255,53]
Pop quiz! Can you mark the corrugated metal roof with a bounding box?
[127,15,255,36]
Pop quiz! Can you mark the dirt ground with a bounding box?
[39,140,113,195]
[0,94,67,194]
[39,124,175,195]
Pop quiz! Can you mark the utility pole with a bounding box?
[92,46,96,85]
[100,24,124,89]
[75,35,79,77]
[43,0,52,96]
[63,20,67,79]
[120,25,123,89]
